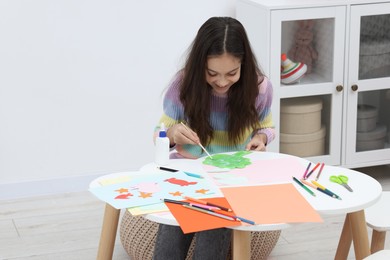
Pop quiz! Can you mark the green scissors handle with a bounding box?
[330,175,353,192]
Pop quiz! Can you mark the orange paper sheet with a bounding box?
[221,183,323,224]
[165,197,241,234]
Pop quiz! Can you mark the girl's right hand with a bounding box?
[167,123,200,146]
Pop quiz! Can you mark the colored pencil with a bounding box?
[192,204,255,225]
[305,162,321,179]
[234,216,256,225]
[292,177,316,196]
[311,181,342,200]
[210,209,255,225]
[163,199,220,210]
[315,163,325,181]
[163,198,188,205]
[311,180,326,190]
[300,179,319,189]
[316,186,339,198]
[183,204,236,221]
[300,179,336,198]
[303,162,311,179]
[190,203,220,210]
[174,198,254,225]
[184,196,232,212]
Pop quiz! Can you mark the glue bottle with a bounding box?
[155,123,170,165]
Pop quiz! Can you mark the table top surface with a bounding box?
[90,151,383,231]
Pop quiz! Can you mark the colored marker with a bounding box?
[293,177,316,196]
[183,171,204,179]
[315,163,325,181]
[158,166,178,172]
[158,167,203,178]
[303,162,311,179]
[305,162,321,179]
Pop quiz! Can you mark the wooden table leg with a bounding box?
[371,230,386,254]
[97,203,121,260]
[335,214,353,260]
[349,210,371,260]
[232,230,251,260]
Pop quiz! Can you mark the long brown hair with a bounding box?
[180,17,264,145]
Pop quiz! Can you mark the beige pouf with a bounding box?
[120,210,281,260]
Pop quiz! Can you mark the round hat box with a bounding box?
[280,125,326,157]
[280,97,323,134]
[357,104,378,132]
[356,124,387,152]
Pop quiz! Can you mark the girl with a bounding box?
[153,16,275,260]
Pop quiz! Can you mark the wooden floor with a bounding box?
[1,165,389,260]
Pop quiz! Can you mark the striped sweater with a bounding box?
[155,74,275,159]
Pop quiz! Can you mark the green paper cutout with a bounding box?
[203,151,252,169]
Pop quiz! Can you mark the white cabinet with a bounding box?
[237,0,390,168]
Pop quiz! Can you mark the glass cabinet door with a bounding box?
[356,90,390,153]
[359,14,390,80]
[268,7,346,165]
[346,3,390,166]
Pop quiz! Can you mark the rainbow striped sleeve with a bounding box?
[155,74,184,134]
[255,77,275,144]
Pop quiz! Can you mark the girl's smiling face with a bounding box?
[206,53,241,96]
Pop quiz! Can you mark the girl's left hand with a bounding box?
[245,133,267,151]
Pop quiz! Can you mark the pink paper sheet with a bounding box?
[205,157,307,186]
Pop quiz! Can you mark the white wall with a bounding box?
[0,0,236,199]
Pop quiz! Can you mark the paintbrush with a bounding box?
[180,122,213,159]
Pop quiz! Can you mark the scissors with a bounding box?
[329,175,353,192]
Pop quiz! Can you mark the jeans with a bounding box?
[153,224,232,260]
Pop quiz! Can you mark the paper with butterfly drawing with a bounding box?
[89,171,221,209]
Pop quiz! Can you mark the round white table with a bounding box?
[91,151,382,260]
[140,151,382,260]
